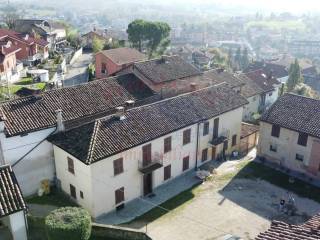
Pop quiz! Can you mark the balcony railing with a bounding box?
[209,136,227,146]
[138,158,163,174]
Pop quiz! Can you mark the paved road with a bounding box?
[63,52,93,87]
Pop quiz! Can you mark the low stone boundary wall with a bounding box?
[92,223,152,240]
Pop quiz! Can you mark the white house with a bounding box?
[0,165,27,240]
[48,84,248,218]
[0,77,139,196]
[258,94,320,180]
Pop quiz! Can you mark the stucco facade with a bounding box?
[1,211,27,240]
[258,121,320,179]
[0,125,56,196]
[53,107,243,218]
[242,95,261,121]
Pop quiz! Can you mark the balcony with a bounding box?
[138,158,163,174]
[209,136,227,146]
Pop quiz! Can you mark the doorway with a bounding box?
[143,173,153,196]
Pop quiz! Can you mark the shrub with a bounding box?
[45,207,91,240]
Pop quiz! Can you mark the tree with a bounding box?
[287,59,303,91]
[45,207,91,240]
[127,19,171,58]
[227,48,233,70]
[4,11,20,29]
[92,37,104,53]
[292,83,319,99]
[234,47,242,71]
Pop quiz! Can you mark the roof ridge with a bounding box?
[85,119,102,164]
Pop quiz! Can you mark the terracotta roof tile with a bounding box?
[99,47,146,65]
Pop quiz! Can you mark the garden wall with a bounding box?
[92,223,152,240]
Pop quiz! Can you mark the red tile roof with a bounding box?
[0,28,48,47]
[256,214,320,240]
[99,47,146,65]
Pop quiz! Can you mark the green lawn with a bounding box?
[26,188,77,207]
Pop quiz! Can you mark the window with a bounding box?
[67,157,74,174]
[201,148,208,162]
[183,156,189,171]
[70,184,76,199]
[296,154,304,162]
[115,187,125,205]
[101,63,107,74]
[297,133,308,146]
[80,191,84,199]
[269,92,273,96]
[183,129,191,145]
[203,122,209,136]
[232,134,237,146]
[271,125,280,138]
[142,144,152,166]
[270,144,277,152]
[164,165,171,181]
[164,137,172,153]
[213,118,219,138]
[113,158,124,176]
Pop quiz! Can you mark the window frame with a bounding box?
[295,153,304,162]
[80,191,84,199]
[271,125,280,138]
[70,184,76,199]
[201,148,208,162]
[67,157,75,175]
[270,144,277,152]
[183,156,190,171]
[297,133,308,147]
[113,158,124,176]
[183,129,191,145]
[142,144,152,166]
[232,134,237,147]
[164,136,172,153]
[203,122,209,136]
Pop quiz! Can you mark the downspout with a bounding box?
[194,122,201,170]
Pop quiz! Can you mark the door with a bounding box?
[143,173,153,196]
[212,147,216,160]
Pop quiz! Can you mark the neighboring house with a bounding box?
[15,19,66,50]
[82,28,113,50]
[240,123,259,155]
[288,40,320,58]
[48,84,248,217]
[0,165,27,240]
[0,41,23,84]
[256,213,320,240]
[95,48,146,79]
[192,50,212,70]
[245,69,281,111]
[0,75,156,196]
[0,29,49,66]
[258,94,320,180]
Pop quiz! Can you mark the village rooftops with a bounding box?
[236,74,266,98]
[245,69,281,93]
[0,29,49,47]
[244,61,289,79]
[261,93,320,139]
[133,55,201,84]
[256,213,320,240]
[99,47,146,65]
[0,76,142,137]
[0,165,26,218]
[48,84,248,164]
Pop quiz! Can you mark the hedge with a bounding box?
[45,207,91,240]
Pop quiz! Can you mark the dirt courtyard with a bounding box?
[125,159,320,240]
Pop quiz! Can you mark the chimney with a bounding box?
[55,109,65,132]
[190,82,197,92]
[115,106,126,120]
[125,100,135,109]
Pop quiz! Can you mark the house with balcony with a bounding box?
[95,47,146,79]
[258,94,320,181]
[0,29,49,66]
[48,84,248,217]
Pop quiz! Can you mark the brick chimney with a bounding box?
[115,106,126,120]
[190,82,197,92]
[55,109,65,132]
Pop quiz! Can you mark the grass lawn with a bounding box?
[26,188,77,207]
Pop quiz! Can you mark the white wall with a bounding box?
[8,211,27,240]
[243,95,260,121]
[0,127,56,196]
[265,86,280,108]
[53,107,243,218]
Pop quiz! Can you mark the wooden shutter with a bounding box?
[164,137,172,153]
[113,158,124,175]
[70,184,76,199]
[164,165,171,180]
[142,144,152,166]
[183,129,191,145]
[115,187,125,205]
[271,125,280,138]
[232,134,237,146]
[183,156,189,171]
[203,122,209,136]
[202,148,208,162]
[67,157,74,174]
[297,133,308,146]
[213,118,219,138]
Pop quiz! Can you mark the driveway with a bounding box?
[124,156,320,240]
[63,52,93,87]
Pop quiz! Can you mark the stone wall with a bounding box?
[92,223,152,240]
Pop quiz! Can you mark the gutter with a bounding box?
[195,121,201,170]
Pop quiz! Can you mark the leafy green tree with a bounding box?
[234,47,242,70]
[92,37,104,53]
[127,19,171,58]
[292,83,319,99]
[227,48,233,70]
[287,59,304,91]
